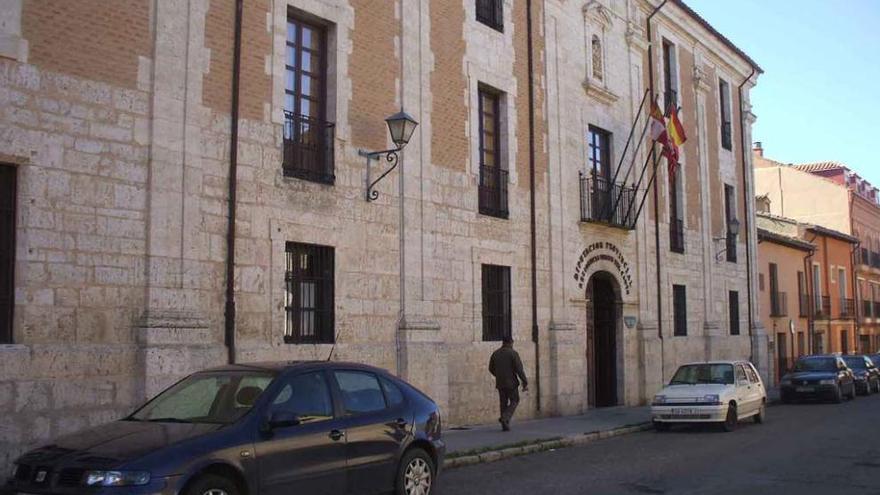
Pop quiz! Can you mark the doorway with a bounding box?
[587,272,620,408]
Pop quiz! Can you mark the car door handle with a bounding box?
[329,429,345,442]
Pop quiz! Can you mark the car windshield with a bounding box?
[843,357,866,370]
[669,364,734,385]
[793,358,838,372]
[128,371,275,424]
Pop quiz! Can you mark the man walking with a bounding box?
[489,336,528,431]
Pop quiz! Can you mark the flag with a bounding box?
[649,98,668,144]
[664,105,687,175]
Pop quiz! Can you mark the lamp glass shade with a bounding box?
[385,110,419,147]
[728,218,741,236]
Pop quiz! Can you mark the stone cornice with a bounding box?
[583,78,619,105]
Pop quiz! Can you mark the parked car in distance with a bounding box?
[842,355,880,395]
[779,355,856,403]
[4,361,445,495]
[651,361,766,432]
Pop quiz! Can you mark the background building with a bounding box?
[0,0,762,468]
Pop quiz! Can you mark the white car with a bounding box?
[651,360,767,432]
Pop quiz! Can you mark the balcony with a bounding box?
[799,293,810,318]
[670,218,685,253]
[839,298,856,319]
[479,166,509,219]
[579,173,637,230]
[814,296,831,320]
[863,299,874,319]
[859,247,869,266]
[770,292,788,317]
[283,111,335,184]
[663,89,678,112]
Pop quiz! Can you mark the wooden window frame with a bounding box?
[587,125,612,182]
[285,242,335,344]
[482,264,511,341]
[478,86,508,218]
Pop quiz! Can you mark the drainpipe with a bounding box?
[224,0,244,364]
[526,0,541,412]
[849,193,861,352]
[737,68,756,361]
[647,0,668,380]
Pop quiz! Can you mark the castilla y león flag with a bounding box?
[649,98,668,145]
[664,105,687,175]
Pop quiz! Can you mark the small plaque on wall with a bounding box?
[624,316,637,329]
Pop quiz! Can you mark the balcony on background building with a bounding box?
[283,111,335,184]
[799,293,810,318]
[872,251,880,269]
[579,173,637,230]
[814,296,831,320]
[770,292,788,317]
[479,166,509,219]
[670,218,685,253]
[863,299,874,320]
[859,247,869,266]
[840,298,855,319]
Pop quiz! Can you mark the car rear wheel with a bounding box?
[721,404,737,432]
[831,384,843,403]
[183,474,239,495]
[847,383,857,400]
[873,379,880,394]
[397,448,435,495]
[753,403,766,424]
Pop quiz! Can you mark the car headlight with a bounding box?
[699,394,721,405]
[652,395,667,405]
[85,470,151,487]
[818,379,836,385]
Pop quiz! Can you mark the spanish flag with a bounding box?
[664,105,687,175]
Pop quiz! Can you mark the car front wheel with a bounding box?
[721,404,737,432]
[397,448,435,495]
[183,474,239,495]
[831,384,843,403]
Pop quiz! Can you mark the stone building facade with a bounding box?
[0,0,763,467]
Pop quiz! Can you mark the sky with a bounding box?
[687,0,880,185]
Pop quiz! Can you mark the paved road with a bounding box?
[437,394,880,495]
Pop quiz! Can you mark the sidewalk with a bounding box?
[443,406,652,469]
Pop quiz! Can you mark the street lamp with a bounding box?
[359,110,419,201]
[714,217,741,261]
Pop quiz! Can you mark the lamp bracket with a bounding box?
[359,147,402,202]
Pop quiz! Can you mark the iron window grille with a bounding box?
[673,284,687,337]
[0,164,15,344]
[476,0,503,32]
[477,87,508,218]
[840,298,855,319]
[283,15,334,184]
[729,291,740,336]
[482,264,511,341]
[285,242,335,344]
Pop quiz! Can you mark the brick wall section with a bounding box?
[21,0,151,89]
[678,49,701,230]
[705,68,723,234]
[349,0,398,150]
[512,0,547,187]
[202,0,234,115]
[430,0,468,170]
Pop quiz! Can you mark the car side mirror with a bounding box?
[266,411,301,430]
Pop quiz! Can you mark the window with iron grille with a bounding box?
[478,86,508,218]
[725,184,737,262]
[0,164,15,344]
[673,284,687,337]
[283,14,335,184]
[476,0,503,32]
[719,78,732,151]
[662,39,677,111]
[729,290,740,336]
[285,242,334,344]
[482,264,511,341]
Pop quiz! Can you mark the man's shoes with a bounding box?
[501,420,510,432]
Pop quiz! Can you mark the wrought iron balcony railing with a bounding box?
[479,166,509,219]
[840,297,855,319]
[814,296,831,320]
[670,218,685,254]
[799,293,810,318]
[770,292,788,317]
[283,111,335,184]
[579,173,637,230]
[859,247,869,266]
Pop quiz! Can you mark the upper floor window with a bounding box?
[0,164,15,344]
[284,15,335,184]
[719,78,732,151]
[478,86,508,218]
[725,184,737,263]
[285,242,335,344]
[669,167,684,254]
[482,264,511,341]
[662,39,678,111]
[729,291,740,335]
[591,35,604,82]
[587,126,612,181]
[476,0,503,32]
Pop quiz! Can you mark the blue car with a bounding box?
[779,355,856,403]
[4,361,445,495]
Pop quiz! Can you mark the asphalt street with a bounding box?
[437,393,880,495]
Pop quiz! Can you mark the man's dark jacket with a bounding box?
[489,345,528,390]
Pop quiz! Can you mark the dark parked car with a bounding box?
[842,355,880,395]
[779,355,856,403]
[4,361,444,495]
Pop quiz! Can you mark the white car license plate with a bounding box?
[796,386,813,392]
[672,408,697,415]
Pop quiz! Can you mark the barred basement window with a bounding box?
[729,291,740,336]
[482,264,511,341]
[476,0,503,32]
[0,164,15,344]
[285,242,334,344]
[673,284,687,337]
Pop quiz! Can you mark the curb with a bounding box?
[443,423,652,470]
